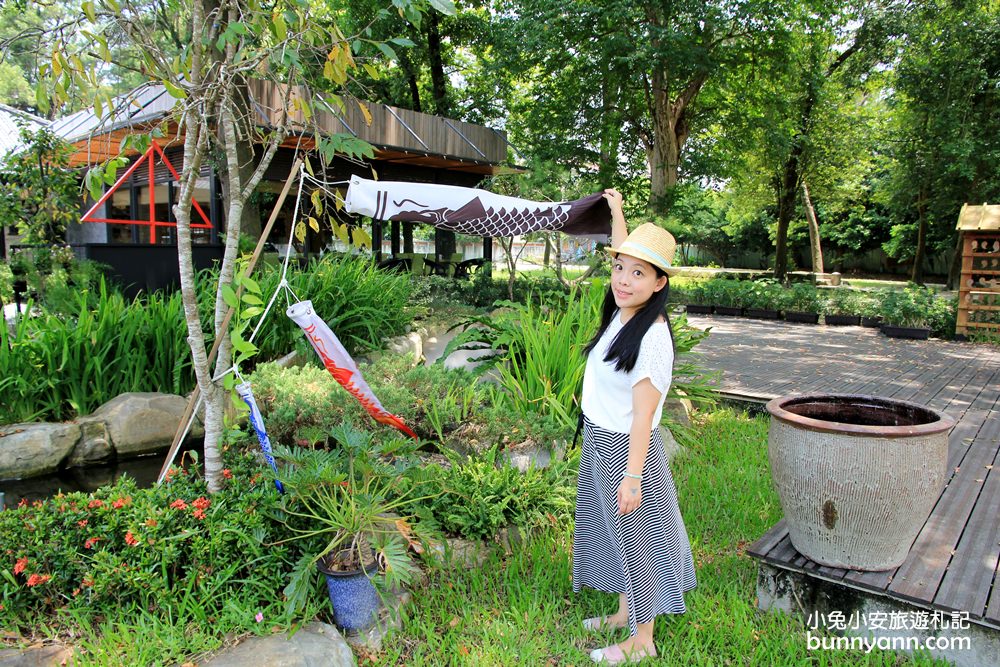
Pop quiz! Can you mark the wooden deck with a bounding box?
[687,315,1000,629]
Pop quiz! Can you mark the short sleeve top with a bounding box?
[581,310,674,434]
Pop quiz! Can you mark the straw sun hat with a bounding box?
[608,223,680,276]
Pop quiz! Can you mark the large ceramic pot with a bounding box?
[766,394,954,571]
[318,552,380,632]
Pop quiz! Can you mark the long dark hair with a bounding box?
[582,266,675,373]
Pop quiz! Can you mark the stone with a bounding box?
[502,440,566,472]
[426,537,492,569]
[0,643,75,667]
[202,622,355,667]
[0,423,80,479]
[89,393,204,457]
[661,397,693,429]
[661,426,682,464]
[65,418,113,467]
[386,332,423,362]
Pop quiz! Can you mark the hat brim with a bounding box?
[607,248,682,276]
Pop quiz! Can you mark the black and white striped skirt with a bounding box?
[573,415,697,634]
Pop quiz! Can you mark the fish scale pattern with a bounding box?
[436,205,572,236]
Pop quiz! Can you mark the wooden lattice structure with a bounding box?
[956,204,1000,336]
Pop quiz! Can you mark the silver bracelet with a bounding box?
[623,472,643,481]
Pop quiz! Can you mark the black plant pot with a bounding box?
[746,308,781,320]
[685,304,713,315]
[784,311,820,324]
[824,314,862,326]
[860,316,883,328]
[881,325,931,340]
[713,306,743,316]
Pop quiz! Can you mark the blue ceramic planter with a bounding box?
[318,554,379,632]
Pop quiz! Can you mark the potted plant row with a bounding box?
[878,285,939,340]
[780,283,821,324]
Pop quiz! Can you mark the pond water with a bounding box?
[0,441,200,509]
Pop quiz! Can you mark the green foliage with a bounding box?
[422,446,574,542]
[821,288,865,316]
[0,278,194,423]
[777,282,821,313]
[0,447,300,629]
[5,247,110,316]
[880,284,956,336]
[251,254,412,361]
[742,279,782,310]
[272,425,435,608]
[699,279,752,309]
[441,279,718,426]
[0,126,78,244]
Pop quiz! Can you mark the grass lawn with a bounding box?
[379,409,948,666]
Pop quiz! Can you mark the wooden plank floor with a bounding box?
[686,315,1000,627]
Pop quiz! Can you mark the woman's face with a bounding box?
[611,253,667,312]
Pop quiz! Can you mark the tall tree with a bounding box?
[38,0,435,492]
[492,0,790,212]
[885,0,1000,284]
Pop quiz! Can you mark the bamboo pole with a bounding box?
[158,158,303,483]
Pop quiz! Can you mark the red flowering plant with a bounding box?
[0,445,304,631]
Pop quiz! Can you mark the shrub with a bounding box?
[0,447,303,628]
[778,282,821,312]
[822,288,864,315]
[421,446,575,542]
[700,279,752,308]
[880,284,956,336]
[743,279,782,310]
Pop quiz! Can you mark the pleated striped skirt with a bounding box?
[573,415,697,634]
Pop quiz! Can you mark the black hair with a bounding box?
[582,264,675,373]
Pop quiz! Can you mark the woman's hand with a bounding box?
[602,188,624,212]
[617,476,642,515]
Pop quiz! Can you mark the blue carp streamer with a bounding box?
[236,382,285,494]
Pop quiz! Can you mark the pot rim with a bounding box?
[766,393,955,438]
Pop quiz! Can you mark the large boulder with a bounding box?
[89,393,204,457]
[65,417,113,467]
[202,622,355,667]
[0,423,80,479]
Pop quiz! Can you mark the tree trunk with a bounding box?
[426,12,448,116]
[802,180,824,274]
[774,146,802,280]
[911,190,928,284]
[543,233,551,267]
[646,65,706,214]
[947,232,963,290]
[403,222,413,253]
[399,50,422,111]
[173,0,223,492]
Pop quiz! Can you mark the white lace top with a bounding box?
[581,310,674,434]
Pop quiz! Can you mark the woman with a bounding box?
[573,189,697,664]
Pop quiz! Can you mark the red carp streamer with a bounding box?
[287,300,417,439]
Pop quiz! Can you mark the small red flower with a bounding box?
[145,518,158,528]
[77,519,88,528]
[192,509,206,521]
[17,499,26,508]
[13,557,28,575]
[192,497,210,510]
[84,537,100,549]
[26,573,50,587]
[82,576,94,587]
[222,469,233,479]
[112,496,132,509]
[72,588,80,597]
[170,499,188,510]
[88,499,104,509]
[124,532,139,547]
